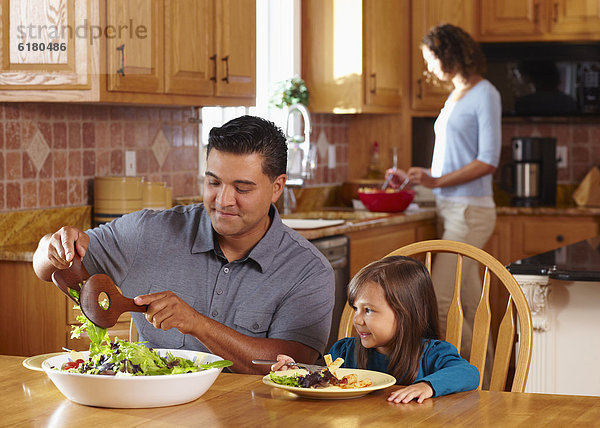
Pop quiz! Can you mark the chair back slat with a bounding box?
[424,251,432,272]
[469,266,492,390]
[445,254,464,351]
[338,303,355,339]
[490,296,516,391]
[337,240,532,392]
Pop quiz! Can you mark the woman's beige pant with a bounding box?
[432,199,496,383]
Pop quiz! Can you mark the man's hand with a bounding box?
[33,226,90,281]
[47,226,90,268]
[134,291,200,335]
[387,382,434,404]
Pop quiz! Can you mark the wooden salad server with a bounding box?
[51,255,90,304]
[79,274,149,328]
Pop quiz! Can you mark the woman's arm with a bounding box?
[407,160,495,189]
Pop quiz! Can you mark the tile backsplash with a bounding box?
[0,103,200,212]
[4,100,595,214]
[0,104,350,213]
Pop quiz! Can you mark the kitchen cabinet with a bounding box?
[0,0,98,102]
[0,0,256,105]
[105,0,164,94]
[347,218,436,276]
[484,214,600,268]
[1,260,130,357]
[302,0,407,113]
[410,0,476,112]
[478,0,600,41]
[102,0,255,105]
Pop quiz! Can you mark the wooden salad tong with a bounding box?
[51,255,148,328]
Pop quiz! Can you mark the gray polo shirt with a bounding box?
[82,204,335,355]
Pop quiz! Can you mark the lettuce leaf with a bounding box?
[269,372,302,387]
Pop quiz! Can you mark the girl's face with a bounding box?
[421,46,451,82]
[352,281,397,355]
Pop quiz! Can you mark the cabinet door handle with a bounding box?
[370,73,376,94]
[210,54,217,82]
[221,55,230,83]
[116,44,125,76]
[417,78,423,99]
[556,234,564,242]
[533,3,539,24]
[553,2,559,23]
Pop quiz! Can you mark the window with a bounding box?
[199,0,301,153]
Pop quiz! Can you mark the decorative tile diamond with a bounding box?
[25,127,50,173]
[317,130,329,159]
[152,129,170,167]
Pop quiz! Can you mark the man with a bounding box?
[33,115,334,374]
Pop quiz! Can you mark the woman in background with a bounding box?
[387,23,501,366]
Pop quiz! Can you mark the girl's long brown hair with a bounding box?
[347,256,440,385]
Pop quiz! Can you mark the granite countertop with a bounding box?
[2,204,599,263]
[496,205,600,216]
[0,206,91,263]
[507,236,600,282]
[286,207,437,240]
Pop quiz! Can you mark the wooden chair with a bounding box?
[337,239,532,392]
[129,318,138,342]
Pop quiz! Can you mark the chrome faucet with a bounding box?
[283,103,315,214]
[285,103,315,186]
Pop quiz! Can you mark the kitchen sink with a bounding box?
[281,210,391,222]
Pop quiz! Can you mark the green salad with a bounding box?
[59,289,232,376]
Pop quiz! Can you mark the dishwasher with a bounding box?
[310,235,350,351]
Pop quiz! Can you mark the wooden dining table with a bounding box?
[3,355,600,427]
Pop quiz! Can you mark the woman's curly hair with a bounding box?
[422,23,486,79]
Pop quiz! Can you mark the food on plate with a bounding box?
[54,289,232,376]
[358,187,399,194]
[269,354,372,389]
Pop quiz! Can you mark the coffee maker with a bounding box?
[502,137,557,207]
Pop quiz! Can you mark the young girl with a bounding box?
[272,256,479,404]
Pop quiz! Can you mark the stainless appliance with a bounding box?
[310,235,349,351]
[502,137,557,207]
[481,42,600,116]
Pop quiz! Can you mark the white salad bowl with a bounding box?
[42,349,226,408]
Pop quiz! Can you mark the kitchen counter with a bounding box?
[0,206,91,262]
[508,236,600,396]
[507,236,600,281]
[2,204,598,262]
[496,205,600,216]
[284,206,436,240]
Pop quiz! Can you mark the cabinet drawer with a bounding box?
[349,225,415,276]
[521,219,599,255]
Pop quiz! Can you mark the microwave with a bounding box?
[480,42,600,116]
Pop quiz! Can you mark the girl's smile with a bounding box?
[352,281,397,355]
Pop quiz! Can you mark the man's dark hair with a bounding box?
[207,115,287,181]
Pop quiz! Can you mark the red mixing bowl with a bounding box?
[357,189,416,213]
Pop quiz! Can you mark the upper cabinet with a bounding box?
[102,0,255,105]
[478,0,600,41]
[0,0,256,105]
[411,0,476,112]
[302,0,407,113]
[105,0,164,94]
[0,0,97,101]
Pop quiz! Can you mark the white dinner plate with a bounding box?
[262,368,396,399]
[282,219,345,230]
[22,352,67,372]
